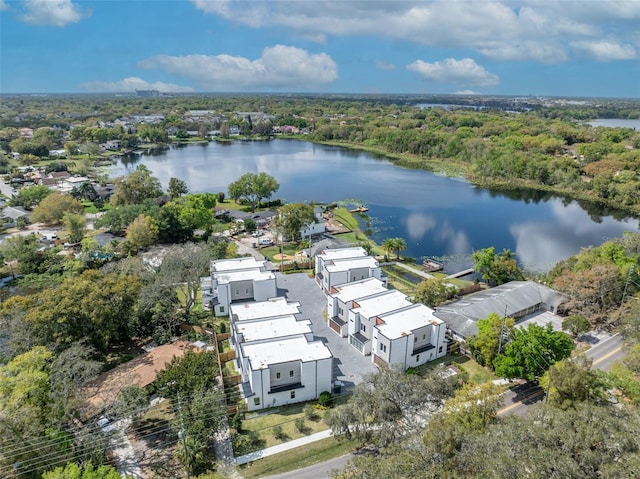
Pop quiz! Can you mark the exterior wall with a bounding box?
[325,270,348,292]
[389,334,409,367]
[412,325,432,352]
[269,360,301,389]
[372,332,391,364]
[347,310,359,336]
[253,277,277,301]
[230,279,254,301]
[301,221,325,238]
[349,267,370,282]
[214,285,230,316]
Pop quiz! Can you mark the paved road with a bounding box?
[586,333,624,371]
[263,454,352,479]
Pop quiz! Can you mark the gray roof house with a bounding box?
[434,281,566,341]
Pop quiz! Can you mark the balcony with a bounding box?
[412,343,435,356]
[269,382,303,394]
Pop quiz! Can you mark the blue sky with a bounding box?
[1,0,639,97]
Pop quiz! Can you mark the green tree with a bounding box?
[273,202,317,241]
[63,212,88,243]
[42,462,130,479]
[562,314,591,337]
[157,243,210,318]
[153,350,220,398]
[125,214,159,251]
[168,177,189,199]
[539,355,604,409]
[472,247,524,285]
[326,366,458,446]
[494,323,575,380]
[31,192,84,225]
[382,237,407,261]
[466,312,515,367]
[9,184,51,210]
[413,278,457,307]
[110,164,163,206]
[227,172,279,212]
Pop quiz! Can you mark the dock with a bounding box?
[446,268,474,279]
[422,259,444,272]
[349,206,369,213]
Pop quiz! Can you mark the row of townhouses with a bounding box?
[203,248,565,411]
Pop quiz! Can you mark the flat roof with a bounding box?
[211,257,265,272]
[352,290,412,319]
[376,304,443,340]
[231,297,301,321]
[330,278,387,303]
[326,256,379,273]
[215,269,275,284]
[318,247,367,261]
[242,335,332,370]
[235,315,312,342]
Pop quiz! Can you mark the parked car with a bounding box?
[252,230,264,237]
[96,416,114,434]
[258,237,273,246]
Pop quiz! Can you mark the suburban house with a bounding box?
[315,247,384,294]
[202,257,277,316]
[229,298,333,411]
[300,206,326,239]
[434,280,567,341]
[347,289,413,355]
[371,304,447,369]
[327,277,388,337]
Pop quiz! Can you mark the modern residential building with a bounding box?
[327,278,388,337]
[371,304,447,369]
[202,257,277,316]
[315,247,384,293]
[434,280,567,341]
[231,296,302,322]
[236,335,333,411]
[347,290,413,355]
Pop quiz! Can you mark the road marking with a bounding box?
[497,389,545,416]
[591,345,623,367]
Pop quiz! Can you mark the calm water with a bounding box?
[111,140,640,272]
[586,119,640,129]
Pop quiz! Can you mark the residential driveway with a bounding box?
[276,272,377,394]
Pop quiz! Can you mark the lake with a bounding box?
[111,140,640,273]
[586,119,640,129]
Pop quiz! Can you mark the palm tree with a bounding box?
[392,237,407,260]
[382,238,395,261]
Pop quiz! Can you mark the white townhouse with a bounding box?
[300,206,326,239]
[327,277,388,337]
[347,290,413,355]
[231,296,302,322]
[315,247,384,294]
[202,257,276,316]
[371,304,448,369]
[236,334,333,411]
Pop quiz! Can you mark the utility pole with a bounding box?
[177,392,190,479]
[497,305,507,356]
[621,265,635,305]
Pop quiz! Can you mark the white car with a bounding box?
[96,416,114,434]
[252,230,264,237]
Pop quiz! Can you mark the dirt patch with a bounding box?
[82,340,199,418]
[272,253,298,261]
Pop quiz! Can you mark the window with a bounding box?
[254,397,260,406]
[338,307,343,315]
[235,289,239,295]
[380,343,387,353]
[289,370,294,377]
[438,346,443,354]
[422,334,426,340]
[245,288,249,294]
[219,306,225,313]
[290,391,296,399]
[414,337,417,343]
[416,355,420,362]
[276,372,281,379]
[360,324,366,332]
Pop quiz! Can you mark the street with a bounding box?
[263,454,352,479]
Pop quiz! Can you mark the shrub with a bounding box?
[317,391,333,407]
[294,417,306,434]
[272,424,287,441]
[303,403,319,421]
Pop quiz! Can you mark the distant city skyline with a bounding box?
[1,0,639,98]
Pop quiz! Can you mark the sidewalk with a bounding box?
[235,429,333,465]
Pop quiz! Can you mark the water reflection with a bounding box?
[110,141,640,271]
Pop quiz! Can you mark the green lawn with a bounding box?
[331,207,359,231]
[416,352,497,385]
[239,437,358,479]
[241,403,331,449]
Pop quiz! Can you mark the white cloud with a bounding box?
[191,0,639,64]
[80,77,194,93]
[0,0,9,11]
[19,0,87,27]
[570,40,637,61]
[138,45,338,90]
[375,61,396,71]
[407,58,500,88]
[454,90,479,95]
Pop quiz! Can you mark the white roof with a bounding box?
[211,257,266,272]
[242,335,332,370]
[234,315,312,342]
[215,269,274,284]
[326,256,379,273]
[231,297,301,321]
[352,290,412,319]
[376,304,443,340]
[318,247,367,261]
[330,277,387,302]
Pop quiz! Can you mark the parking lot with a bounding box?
[275,272,378,394]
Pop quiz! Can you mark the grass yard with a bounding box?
[416,352,497,385]
[239,437,358,479]
[331,207,359,231]
[241,403,331,449]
